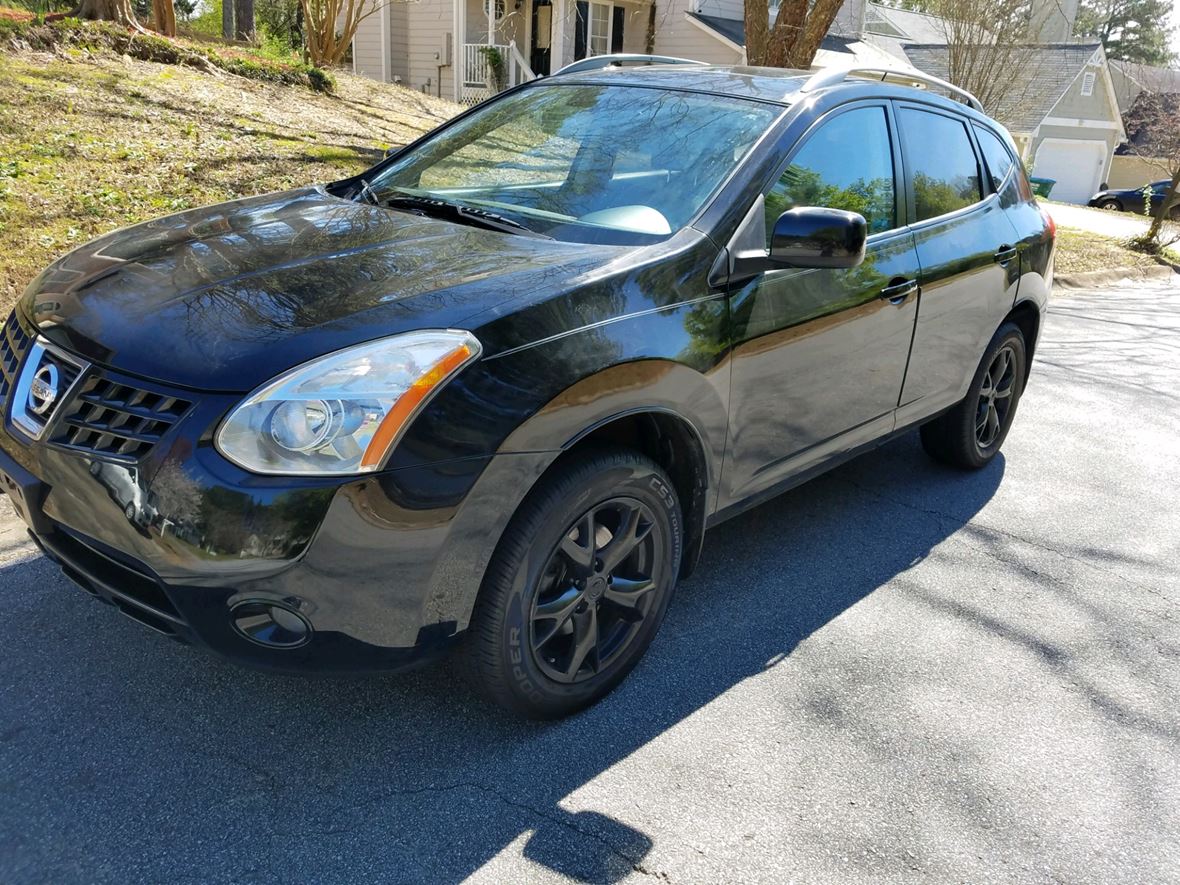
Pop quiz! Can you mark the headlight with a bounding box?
[215,330,480,475]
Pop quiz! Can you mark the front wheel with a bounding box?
[462,448,682,718]
[920,323,1027,470]
[1097,198,1122,211]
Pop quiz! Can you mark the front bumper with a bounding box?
[1,399,556,674]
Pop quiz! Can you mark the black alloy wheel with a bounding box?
[975,343,1017,449]
[463,448,682,718]
[530,498,659,684]
[920,322,1027,470]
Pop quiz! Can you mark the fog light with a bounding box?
[231,600,312,648]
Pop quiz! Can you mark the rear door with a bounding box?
[893,104,1022,422]
[722,101,922,505]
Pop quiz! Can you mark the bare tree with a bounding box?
[1121,90,1180,247]
[301,0,384,67]
[891,0,1043,115]
[744,0,848,68]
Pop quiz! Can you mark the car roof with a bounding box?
[551,63,985,117]
[552,64,811,104]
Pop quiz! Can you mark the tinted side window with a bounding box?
[974,125,1015,191]
[899,108,982,221]
[765,106,896,240]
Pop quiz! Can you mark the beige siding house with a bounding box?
[352,0,657,104]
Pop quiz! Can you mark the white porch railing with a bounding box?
[459,41,537,105]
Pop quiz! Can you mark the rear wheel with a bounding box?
[463,448,682,718]
[920,323,1027,470]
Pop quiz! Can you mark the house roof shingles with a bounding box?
[687,13,859,54]
[902,42,1102,133]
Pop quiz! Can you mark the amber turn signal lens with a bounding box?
[360,343,475,469]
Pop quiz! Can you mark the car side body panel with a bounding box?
[0,67,1055,676]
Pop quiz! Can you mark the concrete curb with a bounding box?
[1055,263,1178,289]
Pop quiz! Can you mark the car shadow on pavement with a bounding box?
[0,433,1004,884]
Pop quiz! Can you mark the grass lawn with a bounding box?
[0,47,459,312]
[1057,228,1175,273]
[1053,228,1179,276]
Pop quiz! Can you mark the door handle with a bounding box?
[994,245,1018,266]
[879,278,918,304]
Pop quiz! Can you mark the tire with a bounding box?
[920,323,1027,470]
[462,448,683,718]
[1097,198,1122,211]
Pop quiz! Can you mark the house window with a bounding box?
[1081,71,1096,96]
[589,2,612,56]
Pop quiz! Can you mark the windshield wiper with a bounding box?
[354,178,382,207]
[383,194,552,240]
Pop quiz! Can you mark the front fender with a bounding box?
[498,358,728,506]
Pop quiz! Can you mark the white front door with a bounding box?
[1032,138,1108,204]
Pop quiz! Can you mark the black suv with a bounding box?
[0,60,1053,717]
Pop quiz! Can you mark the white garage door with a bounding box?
[1032,138,1108,204]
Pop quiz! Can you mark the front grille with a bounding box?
[0,312,32,403]
[50,375,192,461]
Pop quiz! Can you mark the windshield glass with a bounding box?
[369,84,781,244]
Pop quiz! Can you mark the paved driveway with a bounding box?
[2,282,1179,884]
[1047,200,1177,240]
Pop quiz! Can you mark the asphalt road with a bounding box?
[2,280,1179,884]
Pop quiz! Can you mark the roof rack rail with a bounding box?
[554,54,706,76]
[800,66,984,112]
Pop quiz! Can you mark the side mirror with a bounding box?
[769,207,867,269]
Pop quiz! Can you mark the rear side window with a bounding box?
[974,125,1016,191]
[898,108,982,221]
[765,106,897,240]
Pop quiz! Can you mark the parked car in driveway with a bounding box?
[0,59,1053,717]
[1088,179,1180,218]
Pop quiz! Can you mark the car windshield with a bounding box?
[368,84,781,244]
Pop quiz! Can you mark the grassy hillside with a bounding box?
[0,47,459,311]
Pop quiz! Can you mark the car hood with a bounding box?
[19,188,620,391]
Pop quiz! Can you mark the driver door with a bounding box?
[721,102,922,507]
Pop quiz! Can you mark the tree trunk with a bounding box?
[152,0,176,36]
[743,0,770,65]
[1147,168,1180,241]
[222,0,234,39]
[234,0,255,42]
[780,0,845,69]
[747,0,847,69]
[72,0,142,27]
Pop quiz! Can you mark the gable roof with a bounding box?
[903,42,1102,132]
[1108,59,1180,116]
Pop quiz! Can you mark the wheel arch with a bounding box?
[560,408,711,579]
[496,358,729,579]
[1004,298,1043,382]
